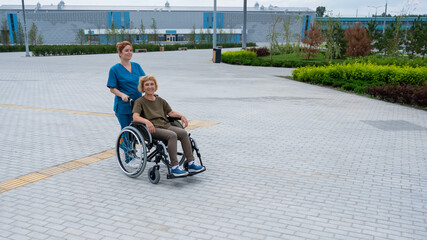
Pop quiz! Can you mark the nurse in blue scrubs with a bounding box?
[107,41,146,129]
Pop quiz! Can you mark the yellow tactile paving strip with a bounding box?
[0,104,219,194]
[0,104,115,117]
[0,149,115,194]
[0,104,219,130]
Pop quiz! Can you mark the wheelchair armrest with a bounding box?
[129,121,152,144]
[167,117,185,129]
[167,116,181,122]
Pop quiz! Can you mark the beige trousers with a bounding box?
[151,126,195,166]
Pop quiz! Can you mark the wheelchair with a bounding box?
[115,100,205,184]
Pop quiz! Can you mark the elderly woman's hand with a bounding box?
[180,116,189,128]
[146,121,155,133]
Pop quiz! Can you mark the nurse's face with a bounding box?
[119,45,133,60]
[143,80,156,95]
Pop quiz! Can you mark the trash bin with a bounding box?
[160,46,165,51]
[213,48,221,63]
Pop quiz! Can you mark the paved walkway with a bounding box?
[0,49,426,240]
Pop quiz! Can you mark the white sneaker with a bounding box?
[127,159,140,168]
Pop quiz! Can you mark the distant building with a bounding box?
[316,16,427,31]
[0,3,315,45]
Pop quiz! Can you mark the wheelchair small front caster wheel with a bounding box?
[148,167,160,184]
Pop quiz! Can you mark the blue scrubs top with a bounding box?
[107,62,145,114]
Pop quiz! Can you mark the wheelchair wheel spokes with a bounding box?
[116,127,147,178]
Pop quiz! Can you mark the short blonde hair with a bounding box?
[138,75,158,93]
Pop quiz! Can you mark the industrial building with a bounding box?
[0,2,315,45]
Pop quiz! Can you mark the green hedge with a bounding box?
[292,63,427,87]
[0,42,256,56]
[222,50,257,59]
[222,55,331,68]
[0,45,27,52]
[343,55,427,68]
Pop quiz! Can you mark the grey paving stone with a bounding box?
[0,50,426,240]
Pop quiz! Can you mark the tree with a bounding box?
[316,6,326,17]
[266,15,282,62]
[386,19,403,56]
[228,28,234,43]
[75,29,85,45]
[366,20,377,40]
[88,28,94,44]
[106,24,118,44]
[218,28,225,43]
[189,25,196,45]
[375,19,403,56]
[37,34,44,45]
[199,27,206,43]
[301,22,323,59]
[293,14,304,54]
[344,21,372,57]
[138,19,146,44]
[333,23,348,58]
[404,17,426,58]
[119,28,126,42]
[279,14,294,58]
[1,20,10,45]
[205,28,212,43]
[18,21,24,45]
[322,17,341,60]
[150,18,159,44]
[28,22,38,45]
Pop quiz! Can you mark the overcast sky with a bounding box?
[6,0,426,17]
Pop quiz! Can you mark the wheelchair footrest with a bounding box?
[188,167,206,176]
[166,173,188,179]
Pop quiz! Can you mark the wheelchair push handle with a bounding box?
[129,98,135,109]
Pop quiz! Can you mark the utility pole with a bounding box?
[213,0,217,48]
[242,0,247,49]
[383,0,387,34]
[21,0,30,57]
[368,5,382,22]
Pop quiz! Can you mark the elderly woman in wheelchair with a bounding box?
[115,75,205,183]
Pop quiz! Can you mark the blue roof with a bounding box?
[0,4,314,13]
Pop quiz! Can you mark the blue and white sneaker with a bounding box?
[188,163,205,173]
[171,167,189,177]
[127,159,140,169]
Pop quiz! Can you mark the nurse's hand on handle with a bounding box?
[121,94,129,102]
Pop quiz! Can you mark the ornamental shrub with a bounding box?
[366,84,427,107]
[343,55,427,67]
[292,63,427,86]
[247,47,270,57]
[221,50,257,59]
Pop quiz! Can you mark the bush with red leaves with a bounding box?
[366,84,427,107]
[247,47,270,57]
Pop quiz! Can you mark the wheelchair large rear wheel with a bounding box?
[116,126,147,178]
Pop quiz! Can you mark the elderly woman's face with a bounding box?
[119,45,133,60]
[143,80,156,94]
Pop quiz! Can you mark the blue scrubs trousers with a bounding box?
[115,113,132,129]
[116,113,132,163]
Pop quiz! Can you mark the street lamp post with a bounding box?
[368,5,382,22]
[21,0,30,57]
[242,0,247,49]
[213,0,217,48]
[383,0,388,34]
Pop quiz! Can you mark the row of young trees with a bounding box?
[302,16,426,60]
[75,18,161,45]
[266,14,426,61]
[76,18,238,45]
[0,20,43,45]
